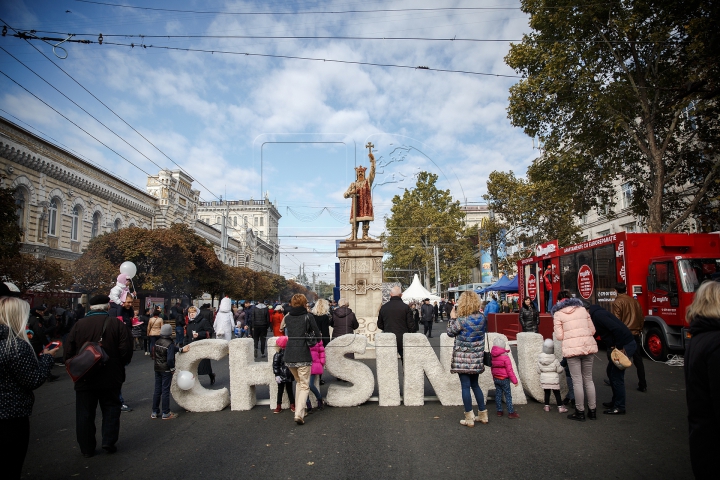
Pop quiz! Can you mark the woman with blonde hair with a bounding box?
[0,297,58,479]
[447,291,488,427]
[312,299,331,386]
[282,294,322,425]
[684,280,720,479]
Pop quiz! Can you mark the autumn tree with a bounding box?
[382,172,476,289]
[481,170,582,266]
[505,0,720,232]
[0,254,71,293]
[0,187,21,260]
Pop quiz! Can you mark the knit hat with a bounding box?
[160,324,172,336]
[117,273,128,284]
[493,337,506,348]
[89,294,111,305]
[275,336,288,349]
[542,338,554,354]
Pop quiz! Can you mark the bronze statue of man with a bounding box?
[344,142,376,240]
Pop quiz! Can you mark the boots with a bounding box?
[475,410,489,424]
[362,224,370,240]
[587,408,597,420]
[567,408,586,422]
[272,405,282,414]
[460,410,475,427]
[317,398,324,410]
[349,225,358,241]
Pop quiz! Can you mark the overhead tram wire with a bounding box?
[74,0,616,15]
[0,20,223,202]
[0,68,155,178]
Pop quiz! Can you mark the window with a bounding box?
[597,229,610,237]
[678,258,720,292]
[621,222,636,233]
[114,218,121,232]
[216,216,221,225]
[621,182,633,209]
[254,217,259,226]
[233,216,237,226]
[581,214,587,225]
[47,199,58,236]
[260,217,264,226]
[14,188,25,229]
[91,212,101,238]
[71,206,81,241]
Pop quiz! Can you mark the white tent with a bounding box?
[401,274,441,303]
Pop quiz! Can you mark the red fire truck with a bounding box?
[517,233,720,361]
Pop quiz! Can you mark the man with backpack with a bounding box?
[64,294,133,457]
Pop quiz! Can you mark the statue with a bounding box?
[344,142,376,241]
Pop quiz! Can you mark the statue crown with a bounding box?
[355,165,367,175]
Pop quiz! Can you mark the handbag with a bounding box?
[483,350,493,367]
[304,315,318,347]
[65,315,111,382]
[611,347,632,370]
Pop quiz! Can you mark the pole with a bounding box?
[434,245,440,296]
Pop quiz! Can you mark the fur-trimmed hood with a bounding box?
[550,297,585,316]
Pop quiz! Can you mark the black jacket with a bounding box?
[185,313,213,346]
[0,325,54,419]
[64,311,133,391]
[283,307,321,365]
[587,305,634,350]
[684,316,720,480]
[27,312,46,355]
[377,296,414,344]
[196,307,214,327]
[421,303,434,324]
[412,309,420,332]
[314,314,331,346]
[251,304,270,328]
[519,305,539,333]
[153,336,178,372]
[272,350,293,382]
[330,306,359,338]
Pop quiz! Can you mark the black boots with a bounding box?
[567,408,586,422]
[587,409,597,420]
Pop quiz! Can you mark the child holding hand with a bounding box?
[537,339,568,413]
[491,337,519,419]
[272,336,295,414]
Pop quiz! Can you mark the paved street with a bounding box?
[26,326,692,479]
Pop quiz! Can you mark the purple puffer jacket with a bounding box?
[310,341,325,375]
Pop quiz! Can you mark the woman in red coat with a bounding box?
[269,306,285,337]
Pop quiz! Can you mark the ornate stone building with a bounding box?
[0,117,271,270]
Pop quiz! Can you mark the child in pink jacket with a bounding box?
[491,337,519,419]
[306,341,326,413]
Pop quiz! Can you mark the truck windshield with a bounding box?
[678,259,720,292]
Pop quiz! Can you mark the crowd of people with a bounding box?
[0,275,718,479]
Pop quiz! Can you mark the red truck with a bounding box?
[516,233,720,361]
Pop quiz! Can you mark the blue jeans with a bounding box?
[459,373,486,412]
[309,374,322,401]
[493,378,515,413]
[153,371,173,415]
[607,341,637,411]
[175,327,184,347]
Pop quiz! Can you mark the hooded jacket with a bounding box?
[251,303,270,328]
[484,299,499,316]
[283,306,322,366]
[551,298,598,358]
[310,341,326,375]
[330,306,359,338]
[491,345,518,383]
[269,309,285,337]
[213,297,235,340]
[109,274,129,305]
[684,315,720,479]
[0,325,55,419]
[446,313,486,374]
[536,352,564,390]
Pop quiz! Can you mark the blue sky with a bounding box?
[0,0,537,282]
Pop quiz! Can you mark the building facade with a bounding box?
[0,117,274,271]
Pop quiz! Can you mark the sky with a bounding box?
[0,0,538,283]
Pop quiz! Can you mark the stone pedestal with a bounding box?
[337,239,383,358]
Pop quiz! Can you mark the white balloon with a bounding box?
[177,370,195,391]
[119,261,137,279]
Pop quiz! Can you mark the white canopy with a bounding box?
[401,274,441,303]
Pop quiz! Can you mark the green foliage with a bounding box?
[0,187,21,260]
[382,172,476,288]
[481,170,582,264]
[505,0,720,232]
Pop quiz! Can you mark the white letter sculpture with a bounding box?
[324,334,375,407]
[374,332,401,406]
[229,338,274,411]
[171,339,230,412]
[403,333,462,406]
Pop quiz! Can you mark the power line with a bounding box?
[0,68,154,178]
[22,39,222,201]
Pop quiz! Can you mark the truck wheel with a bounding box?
[644,327,667,362]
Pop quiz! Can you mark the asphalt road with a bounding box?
[25,323,692,479]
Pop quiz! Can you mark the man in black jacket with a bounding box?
[64,295,133,457]
[588,305,636,415]
[420,298,434,338]
[251,301,270,358]
[377,286,414,359]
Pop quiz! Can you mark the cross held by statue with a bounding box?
[365,142,374,153]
